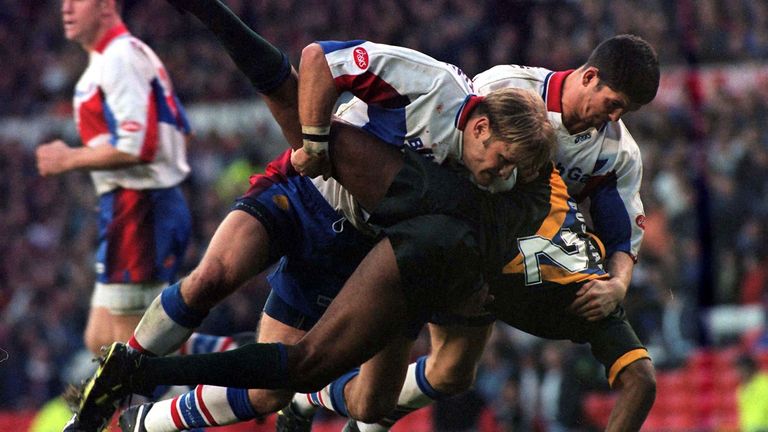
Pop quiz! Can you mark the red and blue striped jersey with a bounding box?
[74,24,191,195]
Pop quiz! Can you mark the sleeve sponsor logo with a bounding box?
[120,120,144,132]
[635,214,646,230]
[353,47,369,70]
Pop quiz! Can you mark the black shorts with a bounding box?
[367,150,489,315]
[488,278,648,384]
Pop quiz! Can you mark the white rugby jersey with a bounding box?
[74,24,191,195]
[473,65,645,259]
[320,40,473,164]
[312,40,518,228]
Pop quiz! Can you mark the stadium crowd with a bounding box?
[2,0,768,430]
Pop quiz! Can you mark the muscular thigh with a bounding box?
[184,211,271,309]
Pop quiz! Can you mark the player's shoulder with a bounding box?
[590,120,642,172]
[102,33,153,61]
[602,119,641,154]
[473,64,551,89]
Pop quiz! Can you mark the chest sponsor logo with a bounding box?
[120,120,144,132]
[555,162,591,184]
[353,47,369,70]
[635,215,646,230]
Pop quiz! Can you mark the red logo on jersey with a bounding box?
[353,47,369,70]
[120,120,144,132]
[635,215,646,230]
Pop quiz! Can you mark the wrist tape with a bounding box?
[301,125,330,156]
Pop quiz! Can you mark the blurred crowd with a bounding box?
[2,0,768,430]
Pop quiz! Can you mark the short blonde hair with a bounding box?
[474,88,556,181]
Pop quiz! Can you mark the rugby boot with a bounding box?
[77,343,148,430]
[275,401,314,432]
[342,419,362,432]
[119,403,152,432]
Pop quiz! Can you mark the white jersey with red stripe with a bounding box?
[74,24,191,195]
[320,40,474,164]
[311,40,515,227]
[473,65,645,260]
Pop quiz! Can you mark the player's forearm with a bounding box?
[298,43,338,130]
[606,251,633,298]
[70,145,141,171]
[174,0,289,93]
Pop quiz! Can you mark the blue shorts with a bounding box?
[234,150,376,323]
[96,186,191,284]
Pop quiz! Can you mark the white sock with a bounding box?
[292,392,320,417]
[144,385,256,431]
[129,291,197,355]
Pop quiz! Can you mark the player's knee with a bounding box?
[348,399,394,424]
[247,388,293,414]
[617,359,656,400]
[432,371,475,395]
[346,387,397,424]
[183,261,235,309]
[83,333,104,354]
[427,359,477,395]
[83,329,111,354]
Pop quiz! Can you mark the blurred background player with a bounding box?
[35,0,192,355]
[35,0,242,364]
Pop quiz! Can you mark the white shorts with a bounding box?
[90,282,167,315]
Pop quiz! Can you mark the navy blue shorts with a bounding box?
[234,150,375,323]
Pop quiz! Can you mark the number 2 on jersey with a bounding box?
[516,230,589,285]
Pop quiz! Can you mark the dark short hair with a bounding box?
[585,34,660,106]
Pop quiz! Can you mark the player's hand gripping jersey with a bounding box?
[74,24,191,195]
[473,65,645,260]
[373,150,647,380]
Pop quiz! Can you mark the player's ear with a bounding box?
[582,67,599,86]
[472,116,491,139]
[100,0,117,15]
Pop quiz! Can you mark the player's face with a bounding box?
[566,68,637,132]
[61,0,105,47]
[463,137,518,187]
[581,82,634,126]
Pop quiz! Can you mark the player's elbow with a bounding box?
[300,43,326,71]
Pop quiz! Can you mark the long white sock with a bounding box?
[129,283,206,356]
[295,369,360,417]
[143,385,256,431]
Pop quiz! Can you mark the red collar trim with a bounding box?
[94,24,128,53]
[545,70,573,113]
[455,95,485,131]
